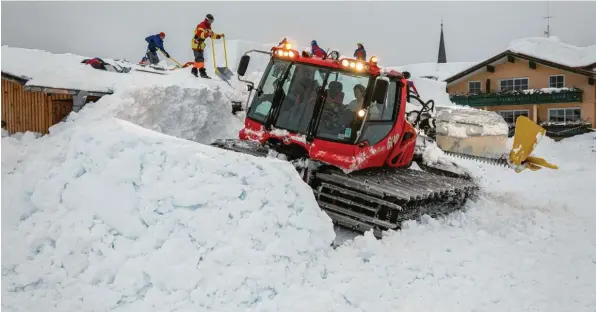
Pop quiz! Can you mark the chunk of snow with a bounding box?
[435,107,510,137]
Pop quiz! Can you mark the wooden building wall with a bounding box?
[1,78,101,134]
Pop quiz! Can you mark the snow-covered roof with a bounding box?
[0,45,236,94]
[508,37,596,68]
[1,46,135,93]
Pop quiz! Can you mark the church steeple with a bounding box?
[437,19,447,63]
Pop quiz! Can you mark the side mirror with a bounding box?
[403,71,411,79]
[372,78,388,104]
[237,55,250,76]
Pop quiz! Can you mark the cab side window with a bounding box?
[367,80,397,121]
[357,80,399,145]
[247,61,289,122]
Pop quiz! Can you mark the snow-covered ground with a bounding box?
[3,44,596,312]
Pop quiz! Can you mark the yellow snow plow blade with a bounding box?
[508,115,558,172]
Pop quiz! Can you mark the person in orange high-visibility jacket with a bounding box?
[191,13,224,78]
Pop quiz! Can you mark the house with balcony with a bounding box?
[444,37,596,138]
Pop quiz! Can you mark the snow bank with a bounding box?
[508,36,596,68]
[1,118,334,311]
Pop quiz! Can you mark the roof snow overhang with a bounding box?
[2,71,111,97]
[23,85,111,97]
[1,72,29,85]
[444,50,596,85]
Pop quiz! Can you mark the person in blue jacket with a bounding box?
[145,32,170,65]
[354,43,367,61]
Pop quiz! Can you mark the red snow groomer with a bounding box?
[212,41,557,237]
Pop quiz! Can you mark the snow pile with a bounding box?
[1,118,334,311]
[50,84,244,145]
[392,62,477,81]
[508,36,596,68]
[435,107,510,137]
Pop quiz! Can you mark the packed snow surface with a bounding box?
[508,36,596,68]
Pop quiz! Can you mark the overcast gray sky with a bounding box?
[2,1,595,66]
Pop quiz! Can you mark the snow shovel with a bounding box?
[156,48,183,69]
[210,36,234,81]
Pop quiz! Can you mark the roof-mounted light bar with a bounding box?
[340,58,371,72]
[272,45,298,59]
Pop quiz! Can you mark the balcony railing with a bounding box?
[450,88,583,107]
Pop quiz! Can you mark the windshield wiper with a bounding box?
[305,71,331,142]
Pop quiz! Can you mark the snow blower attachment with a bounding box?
[210,37,234,81]
[211,42,557,238]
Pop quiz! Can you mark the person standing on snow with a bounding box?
[310,40,327,58]
[191,13,224,78]
[145,32,170,65]
[354,43,367,61]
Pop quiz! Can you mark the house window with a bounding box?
[498,110,529,125]
[500,78,529,91]
[468,81,481,94]
[549,75,565,88]
[548,108,581,123]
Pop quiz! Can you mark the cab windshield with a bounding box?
[247,59,372,143]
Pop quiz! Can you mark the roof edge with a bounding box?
[1,72,29,85]
[23,85,112,97]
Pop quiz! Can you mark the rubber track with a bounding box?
[212,139,480,238]
[312,167,479,237]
